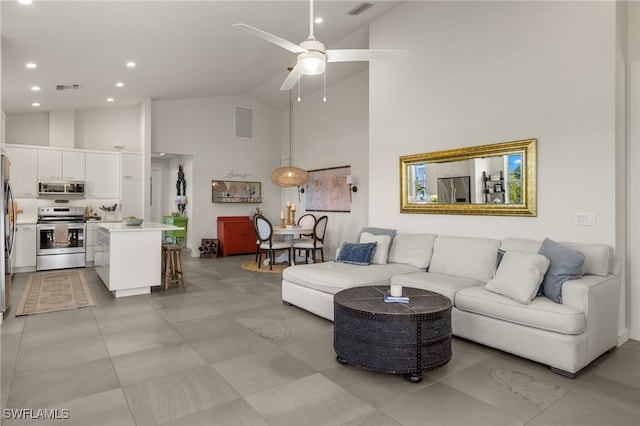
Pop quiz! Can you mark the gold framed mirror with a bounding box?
[400,138,536,216]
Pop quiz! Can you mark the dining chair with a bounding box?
[292,215,327,264]
[294,213,316,257]
[252,214,261,263]
[255,215,292,270]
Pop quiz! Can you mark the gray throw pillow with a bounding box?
[538,238,585,303]
[336,242,377,266]
[356,227,397,243]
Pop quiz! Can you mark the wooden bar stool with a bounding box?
[162,243,186,290]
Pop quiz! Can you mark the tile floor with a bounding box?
[1,254,639,426]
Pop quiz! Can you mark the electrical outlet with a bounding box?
[575,213,596,226]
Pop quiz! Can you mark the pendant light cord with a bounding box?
[289,89,293,167]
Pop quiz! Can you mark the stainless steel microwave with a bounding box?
[38,180,85,195]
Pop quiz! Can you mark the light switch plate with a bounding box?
[575,212,596,226]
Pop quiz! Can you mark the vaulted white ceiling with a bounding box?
[1,0,405,114]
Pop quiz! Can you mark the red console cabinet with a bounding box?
[217,216,256,256]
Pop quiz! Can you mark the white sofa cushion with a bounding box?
[283,262,420,295]
[360,232,392,265]
[390,271,483,303]
[429,236,501,283]
[501,238,612,276]
[455,286,586,335]
[485,251,550,304]
[387,233,437,269]
[563,243,612,276]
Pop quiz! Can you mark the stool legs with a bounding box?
[162,244,186,290]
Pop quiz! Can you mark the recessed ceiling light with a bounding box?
[315,17,323,24]
[17,0,33,5]
[107,98,114,102]
[32,102,40,107]
[25,63,37,69]
[116,82,124,87]
[31,86,41,91]
[126,62,136,68]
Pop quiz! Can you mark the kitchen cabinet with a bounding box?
[14,224,36,271]
[217,216,256,256]
[37,149,85,181]
[120,153,143,218]
[95,222,178,297]
[85,152,119,198]
[4,146,38,198]
[120,153,142,180]
[86,221,97,263]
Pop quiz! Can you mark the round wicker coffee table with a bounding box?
[333,286,452,383]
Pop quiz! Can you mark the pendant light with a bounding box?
[271,89,310,187]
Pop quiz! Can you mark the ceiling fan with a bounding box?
[233,0,408,91]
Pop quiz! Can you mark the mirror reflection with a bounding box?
[400,139,536,216]
[407,153,522,205]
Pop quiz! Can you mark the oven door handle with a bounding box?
[37,223,86,231]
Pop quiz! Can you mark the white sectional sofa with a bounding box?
[282,232,620,378]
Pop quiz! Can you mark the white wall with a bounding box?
[370,1,618,241]
[151,95,282,255]
[278,72,370,257]
[75,106,140,151]
[5,106,140,152]
[626,1,640,340]
[5,112,49,145]
[369,2,626,334]
[150,74,370,258]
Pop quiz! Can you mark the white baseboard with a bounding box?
[618,328,630,346]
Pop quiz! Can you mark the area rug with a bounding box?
[241,260,289,274]
[15,270,95,316]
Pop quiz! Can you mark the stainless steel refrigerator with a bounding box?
[1,154,16,320]
[437,176,471,204]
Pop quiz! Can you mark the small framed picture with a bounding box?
[494,183,502,192]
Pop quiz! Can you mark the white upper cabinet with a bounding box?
[4,146,38,198]
[37,149,86,181]
[62,150,85,180]
[85,152,119,198]
[37,149,62,180]
[119,153,143,218]
[120,153,142,180]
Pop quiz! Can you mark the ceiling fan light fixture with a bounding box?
[298,54,326,75]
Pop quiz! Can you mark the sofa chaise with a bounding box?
[281,231,620,378]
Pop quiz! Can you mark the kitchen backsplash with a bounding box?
[15,198,123,223]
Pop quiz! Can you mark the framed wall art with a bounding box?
[304,166,351,212]
[212,180,262,203]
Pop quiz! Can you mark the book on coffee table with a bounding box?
[384,291,410,303]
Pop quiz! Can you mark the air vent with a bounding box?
[235,106,253,139]
[56,84,80,91]
[347,2,373,16]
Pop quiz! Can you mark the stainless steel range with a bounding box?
[36,206,86,271]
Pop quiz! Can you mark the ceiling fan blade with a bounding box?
[326,49,409,63]
[280,65,301,91]
[232,23,307,54]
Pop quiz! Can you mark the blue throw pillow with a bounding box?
[356,227,397,243]
[537,238,585,303]
[336,242,377,266]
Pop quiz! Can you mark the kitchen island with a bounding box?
[95,222,183,297]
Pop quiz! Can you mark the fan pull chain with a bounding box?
[298,69,302,102]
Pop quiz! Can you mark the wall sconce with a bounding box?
[346,175,358,201]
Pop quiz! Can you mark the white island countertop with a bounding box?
[97,222,183,232]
